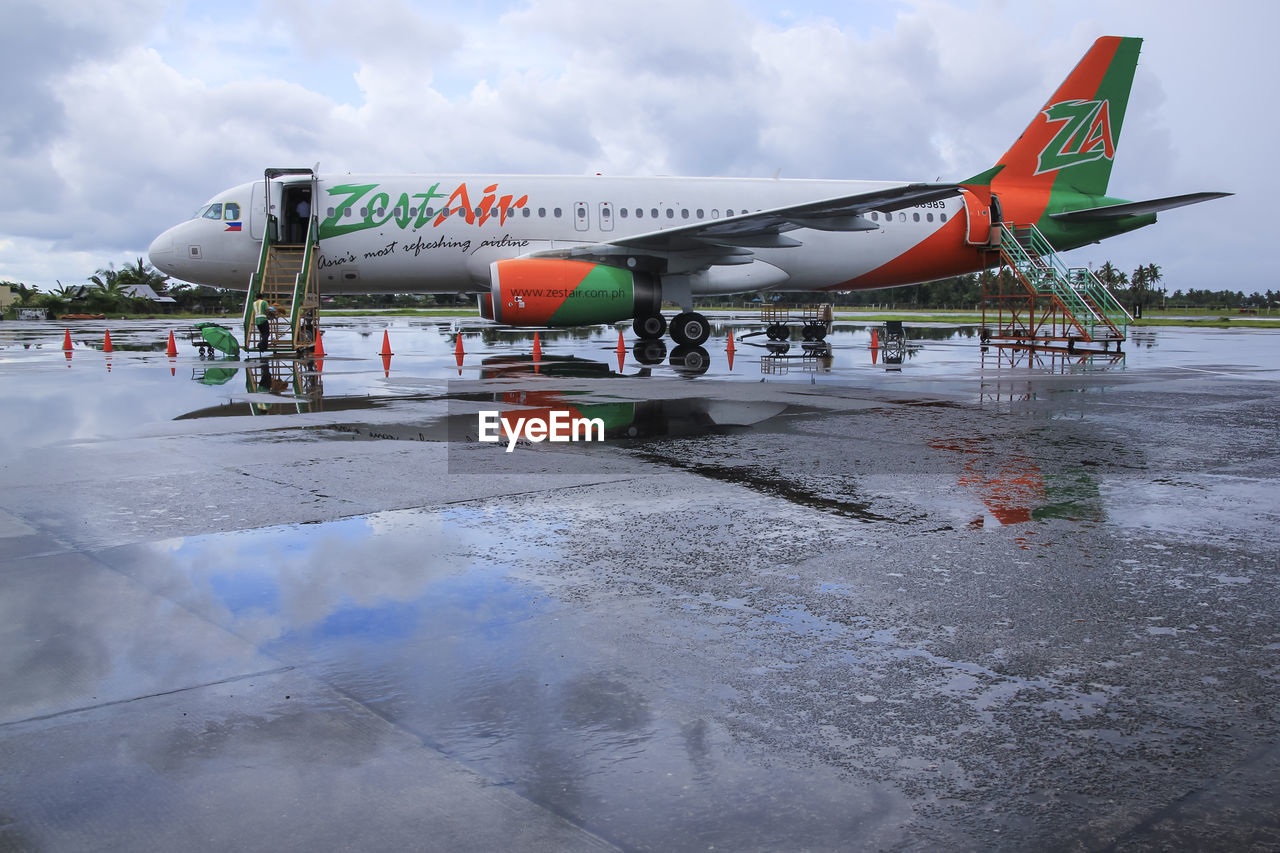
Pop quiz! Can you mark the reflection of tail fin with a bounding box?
[969,36,1142,196]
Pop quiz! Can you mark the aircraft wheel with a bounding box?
[669,312,710,347]
[633,314,667,339]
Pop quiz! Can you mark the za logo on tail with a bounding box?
[1035,99,1116,175]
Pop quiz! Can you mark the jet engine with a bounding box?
[482,258,660,327]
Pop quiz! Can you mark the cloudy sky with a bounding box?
[1,0,1273,295]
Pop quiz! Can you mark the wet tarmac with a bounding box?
[2,316,1278,851]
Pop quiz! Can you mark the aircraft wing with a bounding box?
[526,182,960,273]
[1049,192,1232,222]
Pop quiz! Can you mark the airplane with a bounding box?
[148,36,1228,348]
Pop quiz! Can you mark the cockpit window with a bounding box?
[202,203,223,220]
[224,202,241,221]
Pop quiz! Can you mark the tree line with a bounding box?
[3,257,1274,318]
[761,262,1275,312]
[2,258,472,318]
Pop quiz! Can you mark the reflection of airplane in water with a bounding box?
[480,348,713,377]
[931,436,1103,527]
[175,353,786,439]
[176,389,787,442]
[449,390,788,443]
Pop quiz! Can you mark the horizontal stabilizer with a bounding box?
[1050,192,1232,221]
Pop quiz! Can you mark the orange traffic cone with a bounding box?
[870,327,879,349]
[381,352,393,377]
[166,331,178,356]
[62,329,72,351]
[532,331,542,361]
[379,330,393,356]
[103,330,113,353]
[313,330,325,357]
[616,330,626,356]
[454,334,465,357]
[726,330,736,353]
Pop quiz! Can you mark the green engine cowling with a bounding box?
[483,258,660,326]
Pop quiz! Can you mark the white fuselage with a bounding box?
[149,174,967,295]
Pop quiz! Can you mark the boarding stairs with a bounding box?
[980,223,1131,350]
[243,214,321,355]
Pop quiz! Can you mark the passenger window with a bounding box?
[726,209,734,216]
[666,209,674,219]
[926,213,933,222]
[203,203,223,220]
[940,213,947,222]
[913,212,920,222]
[620,208,628,218]
[899,213,906,222]
[522,208,531,217]
[696,209,704,218]
[870,212,878,221]
[712,209,720,218]
[326,207,335,218]
[224,203,241,220]
[538,208,546,217]
[681,209,689,219]
[554,207,562,217]
[650,208,658,218]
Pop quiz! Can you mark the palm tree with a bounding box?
[50,281,81,299]
[1142,263,1162,292]
[116,257,170,293]
[1096,261,1128,289]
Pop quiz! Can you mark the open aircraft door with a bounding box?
[260,168,316,244]
[960,186,997,246]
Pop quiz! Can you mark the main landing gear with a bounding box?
[633,312,711,347]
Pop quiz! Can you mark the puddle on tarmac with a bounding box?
[3,319,1277,536]
[92,503,912,849]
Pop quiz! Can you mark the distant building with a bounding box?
[121,284,178,306]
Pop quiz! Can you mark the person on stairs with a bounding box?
[253,295,275,354]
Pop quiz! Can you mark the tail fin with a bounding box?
[968,36,1142,196]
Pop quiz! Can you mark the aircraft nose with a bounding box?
[148,229,177,276]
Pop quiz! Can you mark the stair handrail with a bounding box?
[1069,267,1133,334]
[243,213,277,348]
[999,222,1103,337]
[290,214,319,346]
[1026,223,1105,333]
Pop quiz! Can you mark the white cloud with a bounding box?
[0,0,1273,292]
